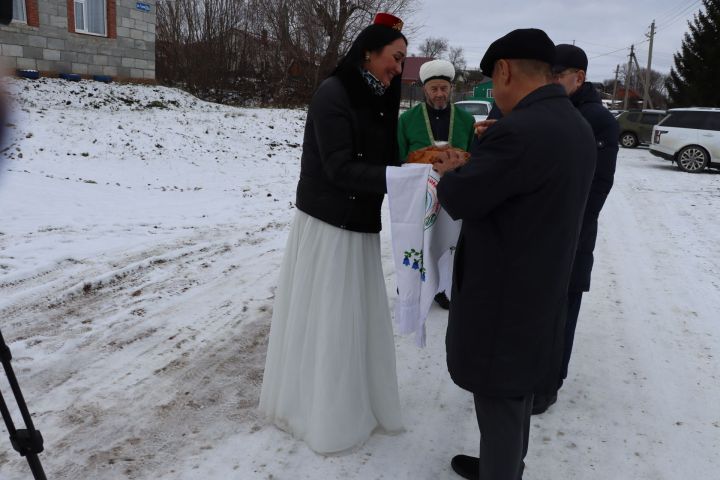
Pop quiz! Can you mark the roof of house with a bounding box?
[402,56,434,83]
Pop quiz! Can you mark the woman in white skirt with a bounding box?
[259,13,408,454]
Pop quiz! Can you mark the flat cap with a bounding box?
[480,28,555,77]
[553,44,588,72]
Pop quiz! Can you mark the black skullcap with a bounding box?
[553,44,589,72]
[480,28,555,77]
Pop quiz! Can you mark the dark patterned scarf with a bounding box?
[360,68,387,96]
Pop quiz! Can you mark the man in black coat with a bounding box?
[433,29,597,480]
[532,44,620,414]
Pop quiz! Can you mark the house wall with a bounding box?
[0,0,155,80]
[473,81,494,102]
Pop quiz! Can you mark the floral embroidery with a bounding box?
[402,249,426,281]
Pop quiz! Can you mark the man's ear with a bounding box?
[497,59,512,86]
[577,70,587,86]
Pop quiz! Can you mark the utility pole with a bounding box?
[612,64,619,108]
[642,20,656,109]
[631,51,655,109]
[623,44,634,110]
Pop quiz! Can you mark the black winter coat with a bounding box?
[295,67,401,233]
[568,82,619,292]
[437,84,596,397]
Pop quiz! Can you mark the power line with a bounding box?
[589,38,650,60]
[655,0,700,24]
[558,39,627,51]
[656,0,702,29]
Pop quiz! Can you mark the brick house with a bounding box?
[0,0,156,80]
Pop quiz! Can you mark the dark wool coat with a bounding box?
[568,82,619,292]
[295,67,401,233]
[437,84,597,397]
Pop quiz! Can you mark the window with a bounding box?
[457,103,489,116]
[626,112,641,122]
[12,0,27,22]
[74,0,106,36]
[660,111,707,129]
[702,113,720,132]
[640,113,662,125]
[486,88,493,99]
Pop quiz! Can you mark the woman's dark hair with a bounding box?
[334,24,407,74]
[331,24,407,163]
[333,24,407,104]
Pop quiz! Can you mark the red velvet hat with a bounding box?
[373,13,403,31]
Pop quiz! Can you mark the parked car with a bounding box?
[650,108,720,173]
[617,109,666,148]
[454,100,492,122]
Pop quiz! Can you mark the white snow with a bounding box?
[0,77,719,479]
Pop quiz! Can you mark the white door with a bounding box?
[700,113,720,161]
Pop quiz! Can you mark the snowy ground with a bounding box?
[0,78,718,479]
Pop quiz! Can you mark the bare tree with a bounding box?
[447,46,466,78]
[418,36,449,58]
[257,0,418,104]
[157,0,419,106]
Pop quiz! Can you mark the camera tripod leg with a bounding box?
[0,330,47,480]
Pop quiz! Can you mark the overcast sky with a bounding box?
[408,0,706,82]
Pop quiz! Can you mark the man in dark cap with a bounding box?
[532,44,619,415]
[433,29,597,479]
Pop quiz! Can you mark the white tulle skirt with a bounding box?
[259,209,403,454]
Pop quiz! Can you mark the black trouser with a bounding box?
[473,393,533,480]
[560,291,584,382]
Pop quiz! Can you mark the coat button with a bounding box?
[349,195,356,200]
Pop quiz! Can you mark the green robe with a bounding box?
[397,103,476,162]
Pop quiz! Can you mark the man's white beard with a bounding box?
[428,99,448,110]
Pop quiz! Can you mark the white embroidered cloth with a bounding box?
[387,164,461,347]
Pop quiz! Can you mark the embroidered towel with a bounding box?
[387,164,461,347]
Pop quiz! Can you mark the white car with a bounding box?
[650,108,720,173]
[454,100,493,122]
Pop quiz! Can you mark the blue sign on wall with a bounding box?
[136,2,151,12]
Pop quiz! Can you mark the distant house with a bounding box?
[0,0,156,80]
[473,80,493,102]
[615,87,643,108]
[399,56,431,106]
[401,56,433,85]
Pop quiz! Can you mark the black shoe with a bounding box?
[451,455,479,480]
[532,392,558,415]
[434,291,450,310]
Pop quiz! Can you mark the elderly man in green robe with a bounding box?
[398,59,475,309]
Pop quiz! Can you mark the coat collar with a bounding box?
[514,83,569,111]
[335,65,376,107]
[569,82,601,107]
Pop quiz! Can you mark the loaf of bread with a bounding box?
[406,145,470,164]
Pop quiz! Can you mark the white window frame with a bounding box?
[74,0,108,37]
[486,88,493,99]
[12,0,28,23]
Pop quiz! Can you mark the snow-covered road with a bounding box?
[0,78,718,479]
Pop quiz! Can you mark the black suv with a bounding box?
[616,109,666,148]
